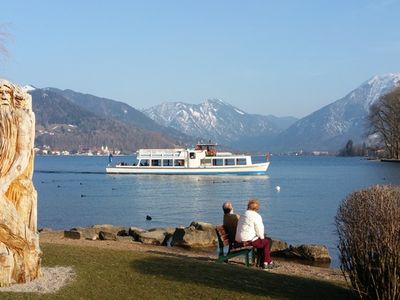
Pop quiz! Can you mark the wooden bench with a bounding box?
[215,225,256,267]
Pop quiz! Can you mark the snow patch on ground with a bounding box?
[234,108,245,115]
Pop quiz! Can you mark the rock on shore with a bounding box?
[275,244,331,262]
[171,222,217,248]
[60,222,331,263]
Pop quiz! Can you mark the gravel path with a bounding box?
[0,266,75,294]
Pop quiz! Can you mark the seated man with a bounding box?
[235,199,276,270]
[222,201,240,247]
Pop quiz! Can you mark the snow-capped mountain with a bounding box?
[23,84,36,92]
[143,99,297,148]
[273,73,400,152]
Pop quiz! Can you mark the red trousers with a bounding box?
[251,238,272,265]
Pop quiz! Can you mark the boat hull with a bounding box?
[106,162,269,175]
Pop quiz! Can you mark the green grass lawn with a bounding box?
[0,243,355,300]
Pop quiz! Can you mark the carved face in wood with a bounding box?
[14,94,27,109]
[0,83,12,106]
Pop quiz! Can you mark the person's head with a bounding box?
[222,201,233,214]
[247,199,260,211]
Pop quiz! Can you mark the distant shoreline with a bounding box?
[381,159,400,163]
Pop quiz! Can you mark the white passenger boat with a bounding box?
[106,143,270,175]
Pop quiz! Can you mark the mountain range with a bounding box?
[28,72,400,154]
[46,88,190,144]
[142,73,400,152]
[143,99,297,150]
[31,89,180,153]
[272,73,400,152]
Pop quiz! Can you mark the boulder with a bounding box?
[64,230,81,239]
[138,228,168,246]
[171,222,217,248]
[66,225,128,240]
[116,228,130,236]
[91,224,114,229]
[270,239,288,253]
[148,227,176,236]
[280,244,331,262]
[296,244,331,262]
[189,221,215,232]
[99,231,117,241]
[69,226,85,231]
[90,224,128,236]
[70,227,99,240]
[129,226,175,245]
[86,234,98,241]
[38,228,53,233]
[128,227,146,241]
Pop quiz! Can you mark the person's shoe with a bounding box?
[263,261,278,270]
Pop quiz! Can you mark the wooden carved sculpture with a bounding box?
[0,79,41,286]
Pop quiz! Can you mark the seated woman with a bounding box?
[235,199,276,270]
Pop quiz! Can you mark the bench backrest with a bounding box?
[216,225,231,249]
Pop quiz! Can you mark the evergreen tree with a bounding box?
[338,139,355,156]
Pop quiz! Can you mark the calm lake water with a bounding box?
[34,155,400,267]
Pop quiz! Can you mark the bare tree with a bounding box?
[336,185,400,300]
[0,24,9,59]
[368,86,400,159]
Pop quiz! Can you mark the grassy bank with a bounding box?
[1,243,355,299]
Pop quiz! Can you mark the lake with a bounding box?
[33,155,400,267]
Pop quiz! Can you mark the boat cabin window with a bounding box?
[212,158,224,166]
[163,159,173,166]
[225,158,235,166]
[200,158,212,166]
[189,152,196,159]
[174,159,184,167]
[236,158,247,165]
[151,159,161,166]
[140,159,150,167]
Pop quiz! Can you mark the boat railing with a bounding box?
[215,152,233,156]
[137,149,186,158]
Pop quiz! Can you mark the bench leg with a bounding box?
[245,253,249,267]
[217,255,227,263]
[217,250,254,267]
[249,248,261,267]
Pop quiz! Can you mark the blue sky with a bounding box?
[1,0,400,117]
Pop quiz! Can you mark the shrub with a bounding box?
[335,185,400,300]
